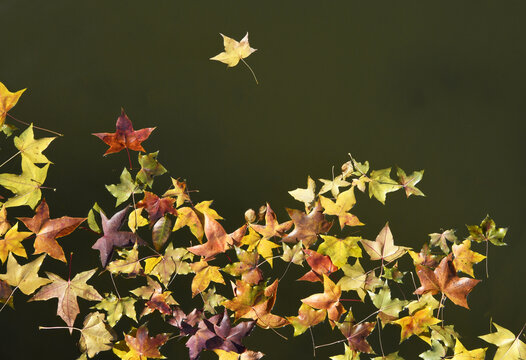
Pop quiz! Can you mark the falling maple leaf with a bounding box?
[336,311,376,354]
[92,206,143,267]
[281,201,332,247]
[286,303,326,336]
[93,293,137,327]
[106,168,143,207]
[78,312,116,358]
[288,176,316,208]
[467,215,508,246]
[320,187,363,229]
[250,203,293,239]
[368,168,401,204]
[428,229,457,254]
[302,274,345,327]
[107,242,144,277]
[361,222,410,263]
[0,222,32,263]
[137,191,177,225]
[163,177,191,207]
[30,268,103,332]
[223,248,263,285]
[0,253,51,295]
[188,214,233,260]
[18,198,85,262]
[14,124,56,164]
[93,108,155,156]
[210,33,259,84]
[298,249,338,282]
[241,227,279,267]
[0,81,25,127]
[114,324,169,360]
[451,339,487,360]
[317,235,362,268]
[173,201,223,242]
[144,244,193,286]
[190,260,225,297]
[368,284,409,327]
[393,306,440,343]
[414,254,480,309]
[451,239,485,277]
[396,168,425,198]
[136,151,167,188]
[0,157,49,209]
[479,322,526,360]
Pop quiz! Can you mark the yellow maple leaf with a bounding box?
[0,82,26,127]
[210,33,259,84]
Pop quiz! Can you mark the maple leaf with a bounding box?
[0,81,25,127]
[18,198,85,262]
[78,312,116,358]
[0,222,32,263]
[107,242,144,277]
[338,259,382,301]
[128,207,149,233]
[451,239,485,277]
[214,349,264,360]
[330,344,360,360]
[298,248,338,282]
[414,254,481,309]
[163,177,191,207]
[406,293,441,315]
[479,322,526,360]
[0,205,11,236]
[188,214,233,260]
[361,222,410,263]
[0,253,51,295]
[302,274,345,327]
[430,324,459,349]
[281,242,304,265]
[288,176,316,207]
[381,262,406,283]
[92,206,142,267]
[320,187,363,229]
[451,339,486,360]
[250,203,293,239]
[144,244,193,286]
[393,306,440,342]
[190,260,225,297]
[318,235,362,268]
[0,157,49,209]
[173,201,223,242]
[137,191,177,225]
[396,168,425,198]
[408,244,441,268]
[14,124,56,164]
[281,201,332,247]
[93,108,155,156]
[467,215,508,246]
[241,227,279,267]
[337,311,376,354]
[136,151,167,188]
[142,290,178,316]
[428,229,457,254]
[31,268,103,332]
[201,287,226,314]
[368,284,409,327]
[223,248,263,285]
[210,33,258,83]
[286,303,326,336]
[186,310,256,360]
[368,168,402,204]
[106,168,143,207]
[419,339,446,360]
[0,279,14,309]
[93,293,137,327]
[115,324,170,360]
[319,174,351,198]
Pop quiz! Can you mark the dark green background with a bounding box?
[1,1,525,359]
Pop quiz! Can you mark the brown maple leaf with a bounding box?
[18,199,85,262]
[414,254,481,308]
[337,311,375,354]
[187,214,233,260]
[281,201,332,247]
[92,207,143,267]
[125,324,169,359]
[93,108,155,155]
[30,269,103,333]
[302,274,346,327]
[136,191,177,225]
[250,203,292,239]
[298,249,338,282]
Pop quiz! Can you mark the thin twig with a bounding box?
[109,272,121,299]
[0,151,21,169]
[279,260,293,281]
[39,326,82,332]
[240,58,259,84]
[7,113,63,137]
[309,327,316,357]
[377,321,385,357]
[314,338,346,349]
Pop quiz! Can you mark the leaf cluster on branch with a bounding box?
[0,80,524,360]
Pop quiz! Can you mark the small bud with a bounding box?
[244,208,256,223]
[258,205,267,222]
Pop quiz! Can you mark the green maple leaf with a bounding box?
[201,286,226,314]
[0,157,49,209]
[368,168,401,204]
[105,168,142,207]
[467,215,508,246]
[281,242,305,265]
[107,242,143,277]
[14,124,56,164]
[430,325,459,349]
[368,284,409,327]
[317,235,362,268]
[419,340,446,360]
[136,151,167,188]
[92,293,137,327]
[144,243,193,286]
[0,253,50,295]
[429,229,457,254]
[479,322,526,360]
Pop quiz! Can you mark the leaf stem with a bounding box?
[314,338,346,349]
[39,326,82,332]
[240,58,259,85]
[485,240,489,278]
[0,150,21,169]
[377,320,385,357]
[109,272,121,299]
[6,113,63,137]
[309,327,316,357]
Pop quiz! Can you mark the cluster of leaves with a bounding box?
[0,80,525,360]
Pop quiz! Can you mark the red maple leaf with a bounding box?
[93,108,155,155]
